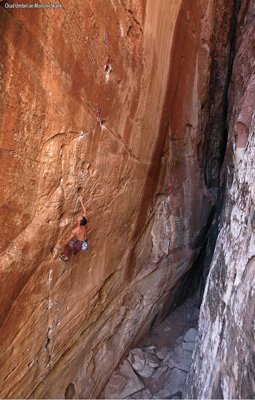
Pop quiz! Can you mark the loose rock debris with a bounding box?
[102,296,200,399]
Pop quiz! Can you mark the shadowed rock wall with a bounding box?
[0,0,236,398]
[186,1,255,397]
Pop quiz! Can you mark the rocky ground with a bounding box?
[101,295,200,399]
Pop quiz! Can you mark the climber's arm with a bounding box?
[79,196,87,218]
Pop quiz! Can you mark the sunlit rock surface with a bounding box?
[0,0,237,398]
[186,1,255,398]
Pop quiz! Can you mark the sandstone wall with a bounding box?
[0,0,233,398]
[186,1,255,397]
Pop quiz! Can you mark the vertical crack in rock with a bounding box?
[186,0,255,397]
[202,0,241,190]
[45,268,54,372]
[186,0,242,301]
[186,121,255,399]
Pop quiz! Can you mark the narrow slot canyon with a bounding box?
[0,1,254,399]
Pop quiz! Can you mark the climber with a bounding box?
[59,196,88,262]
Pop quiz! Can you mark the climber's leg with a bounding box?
[73,241,82,255]
[59,241,75,261]
[63,241,74,257]
[59,241,83,261]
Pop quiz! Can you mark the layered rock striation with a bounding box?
[0,0,240,398]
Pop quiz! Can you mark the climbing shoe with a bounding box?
[59,254,68,262]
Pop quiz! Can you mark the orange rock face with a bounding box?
[0,1,231,398]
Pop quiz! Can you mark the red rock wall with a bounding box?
[0,1,231,398]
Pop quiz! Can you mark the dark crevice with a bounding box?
[183,191,224,303]
[202,0,241,189]
[185,0,242,302]
[65,383,76,399]
[150,313,159,330]
[104,64,112,74]
[166,0,242,312]
[143,1,242,323]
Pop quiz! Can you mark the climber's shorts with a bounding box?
[72,240,88,253]
[63,240,88,257]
